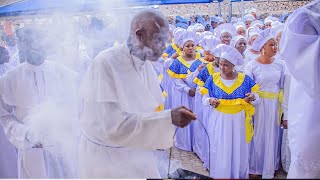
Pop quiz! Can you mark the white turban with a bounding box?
[230,35,247,48]
[219,44,244,66]
[271,21,282,28]
[272,23,285,37]
[200,31,213,39]
[173,28,186,42]
[199,35,221,51]
[215,23,237,39]
[246,26,262,41]
[250,20,264,29]
[192,23,205,33]
[264,16,274,24]
[234,22,246,31]
[243,14,255,22]
[176,30,199,48]
[252,28,275,51]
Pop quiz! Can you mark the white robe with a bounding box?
[0,61,78,178]
[280,0,320,178]
[244,59,286,178]
[0,63,18,178]
[78,43,176,178]
[6,46,20,67]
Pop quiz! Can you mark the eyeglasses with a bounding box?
[221,36,231,39]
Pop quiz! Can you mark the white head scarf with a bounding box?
[252,28,275,51]
[230,35,247,48]
[264,16,274,25]
[234,22,247,31]
[192,23,205,33]
[246,26,262,41]
[173,28,186,42]
[176,30,199,48]
[215,23,237,39]
[250,20,264,29]
[271,21,282,28]
[272,23,285,37]
[199,35,221,51]
[219,44,244,66]
[243,14,256,22]
[200,31,213,39]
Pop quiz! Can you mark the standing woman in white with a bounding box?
[244,28,287,179]
[280,0,320,178]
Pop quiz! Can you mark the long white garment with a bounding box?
[244,59,286,179]
[171,60,196,152]
[0,61,78,178]
[281,73,291,173]
[0,63,18,178]
[78,43,176,178]
[280,1,320,178]
[202,78,249,179]
[163,58,175,109]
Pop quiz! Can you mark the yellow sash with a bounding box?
[155,104,165,112]
[214,99,255,143]
[257,90,284,124]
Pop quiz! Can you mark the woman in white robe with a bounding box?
[201,44,259,178]
[244,28,286,179]
[0,46,17,178]
[167,30,202,152]
[192,35,220,166]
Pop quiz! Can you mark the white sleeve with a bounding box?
[81,101,176,150]
[173,78,191,93]
[185,70,200,89]
[243,63,254,80]
[250,92,260,106]
[282,74,291,120]
[0,96,29,149]
[202,94,211,106]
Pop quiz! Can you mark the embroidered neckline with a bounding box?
[213,72,245,95]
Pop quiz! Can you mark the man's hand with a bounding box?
[197,64,206,72]
[209,98,220,108]
[171,106,197,128]
[26,130,43,148]
[282,120,288,129]
[171,53,179,59]
[244,93,255,103]
[188,88,196,97]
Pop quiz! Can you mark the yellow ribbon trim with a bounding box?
[172,43,182,56]
[251,84,259,93]
[196,46,202,52]
[162,53,169,59]
[162,91,168,98]
[177,56,191,69]
[196,53,201,60]
[167,69,188,79]
[155,104,164,112]
[207,62,215,76]
[199,87,209,95]
[213,72,245,95]
[158,74,164,82]
[194,77,205,87]
[214,98,255,143]
[257,89,284,124]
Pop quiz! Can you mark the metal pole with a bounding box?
[241,0,244,21]
[229,0,232,23]
[218,1,221,17]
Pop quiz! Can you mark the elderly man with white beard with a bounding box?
[78,9,197,178]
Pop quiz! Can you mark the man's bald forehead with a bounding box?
[131,9,168,29]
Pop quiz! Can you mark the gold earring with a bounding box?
[262,48,266,56]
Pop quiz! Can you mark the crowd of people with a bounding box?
[0,0,319,179]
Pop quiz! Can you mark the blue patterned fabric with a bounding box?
[204,74,257,99]
[197,66,211,83]
[164,44,176,58]
[189,59,203,72]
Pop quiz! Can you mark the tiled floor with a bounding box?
[167,146,287,179]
